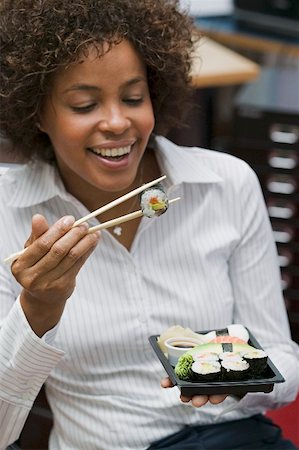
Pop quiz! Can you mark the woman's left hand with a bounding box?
[161,377,228,407]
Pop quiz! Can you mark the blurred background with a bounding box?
[168,0,299,347]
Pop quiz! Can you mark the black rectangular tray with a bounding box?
[149,329,285,396]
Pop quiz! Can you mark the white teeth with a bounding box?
[90,145,131,157]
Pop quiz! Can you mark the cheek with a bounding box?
[138,106,155,137]
[44,114,92,148]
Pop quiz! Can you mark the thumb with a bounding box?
[25,214,49,248]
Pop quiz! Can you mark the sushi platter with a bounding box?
[149,326,285,396]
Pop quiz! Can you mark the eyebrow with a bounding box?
[63,76,146,94]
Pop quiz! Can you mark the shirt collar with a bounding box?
[152,135,223,186]
[7,136,222,208]
[7,160,71,208]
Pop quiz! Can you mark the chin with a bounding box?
[95,174,138,194]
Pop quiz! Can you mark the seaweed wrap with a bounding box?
[191,361,221,382]
[242,349,268,376]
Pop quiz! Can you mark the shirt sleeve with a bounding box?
[228,164,299,413]
[0,275,64,448]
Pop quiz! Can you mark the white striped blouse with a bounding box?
[0,136,298,450]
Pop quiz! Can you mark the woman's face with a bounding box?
[40,40,155,198]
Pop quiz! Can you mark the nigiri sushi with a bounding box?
[201,324,250,343]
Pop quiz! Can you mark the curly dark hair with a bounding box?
[0,0,198,160]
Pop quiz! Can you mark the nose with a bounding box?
[97,104,131,135]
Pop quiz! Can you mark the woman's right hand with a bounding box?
[11,214,100,336]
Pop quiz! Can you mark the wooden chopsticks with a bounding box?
[3,175,179,265]
[73,175,166,226]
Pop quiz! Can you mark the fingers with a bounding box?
[12,215,101,293]
[14,227,99,291]
[180,394,209,407]
[180,393,228,407]
[13,223,100,305]
[33,223,92,273]
[36,243,99,301]
[209,394,228,404]
[37,230,100,284]
[160,377,174,388]
[31,214,50,241]
[161,377,228,408]
[11,214,101,328]
[161,378,207,407]
[24,214,50,248]
[54,243,98,284]
[15,215,76,268]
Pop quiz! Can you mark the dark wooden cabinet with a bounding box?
[230,67,299,342]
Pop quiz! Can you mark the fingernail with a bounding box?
[95,231,101,240]
[62,215,75,227]
[79,222,89,231]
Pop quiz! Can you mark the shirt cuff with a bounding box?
[41,322,60,345]
[0,297,64,408]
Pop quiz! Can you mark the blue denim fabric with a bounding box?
[148,415,298,450]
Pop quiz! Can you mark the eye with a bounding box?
[123,97,143,106]
[71,104,97,113]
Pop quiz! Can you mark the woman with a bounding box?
[0,1,298,449]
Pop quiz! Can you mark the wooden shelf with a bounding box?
[191,37,260,87]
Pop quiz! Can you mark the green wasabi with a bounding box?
[175,353,194,380]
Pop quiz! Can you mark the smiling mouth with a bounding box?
[88,145,131,160]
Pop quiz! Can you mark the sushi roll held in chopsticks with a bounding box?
[140,183,169,218]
